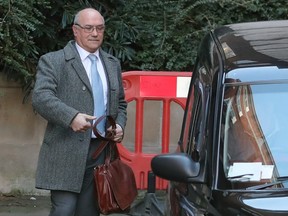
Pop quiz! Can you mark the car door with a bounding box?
[169,63,213,216]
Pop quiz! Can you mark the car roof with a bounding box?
[213,20,288,71]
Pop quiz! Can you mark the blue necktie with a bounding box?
[88,54,105,135]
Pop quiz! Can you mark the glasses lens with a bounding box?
[97,26,105,32]
[84,26,94,33]
[77,24,105,33]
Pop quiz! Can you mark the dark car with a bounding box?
[151,20,288,215]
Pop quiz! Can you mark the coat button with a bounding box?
[82,86,86,91]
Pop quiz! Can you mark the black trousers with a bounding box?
[49,139,105,216]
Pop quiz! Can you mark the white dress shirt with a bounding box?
[75,43,108,109]
[75,43,108,137]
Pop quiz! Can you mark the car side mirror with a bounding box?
[151,153,202,183]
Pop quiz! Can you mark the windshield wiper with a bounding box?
[246,176,288,190]
[227,174,253,181]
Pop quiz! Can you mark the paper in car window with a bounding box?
[228,162,262,181]
[228,162,274,181]
[261,165,274,179]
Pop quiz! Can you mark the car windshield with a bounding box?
[221,76,288,189]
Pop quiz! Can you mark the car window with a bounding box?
[181,77,195,152]
[220,80,288,187]
[187,92,202,161]
[181,70,207,162]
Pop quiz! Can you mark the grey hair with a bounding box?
[73,8,105,24]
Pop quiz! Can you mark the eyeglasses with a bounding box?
[75,23,105,33]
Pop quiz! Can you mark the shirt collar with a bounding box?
[75,42,100,61]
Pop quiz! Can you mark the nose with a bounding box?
[91,28,98,36]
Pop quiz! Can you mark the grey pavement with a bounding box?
[0,190,166,216]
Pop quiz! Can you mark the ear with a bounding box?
[72,25,78,37]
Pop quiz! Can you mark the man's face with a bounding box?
[72,9,105,53]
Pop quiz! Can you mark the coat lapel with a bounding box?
[64,41,93,94]
[99,49,116,89]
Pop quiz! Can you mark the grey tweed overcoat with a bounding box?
[32,40,127,193]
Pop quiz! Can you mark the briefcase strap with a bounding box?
[92,115,117,160]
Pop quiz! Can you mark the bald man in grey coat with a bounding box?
[32,8,127,216]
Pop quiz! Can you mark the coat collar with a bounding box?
[63,40,116,94]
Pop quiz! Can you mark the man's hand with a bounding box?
[107,124,124,142]
[70,113,96,132]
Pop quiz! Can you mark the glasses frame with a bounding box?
[74,23,105,33]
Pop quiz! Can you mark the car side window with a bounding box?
[181,78,195,152]
[182,65,206,162]
[187,92,202,161]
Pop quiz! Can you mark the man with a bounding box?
[32,8,127,216]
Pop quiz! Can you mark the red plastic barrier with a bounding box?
[118,71,192,190]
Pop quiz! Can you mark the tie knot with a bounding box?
[88,54,97,62]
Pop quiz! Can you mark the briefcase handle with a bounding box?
[92,115,117,160]
[93,115,116,141]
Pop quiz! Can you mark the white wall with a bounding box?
[0,74,47,195]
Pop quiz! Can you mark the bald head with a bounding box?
[74,8,105,25]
